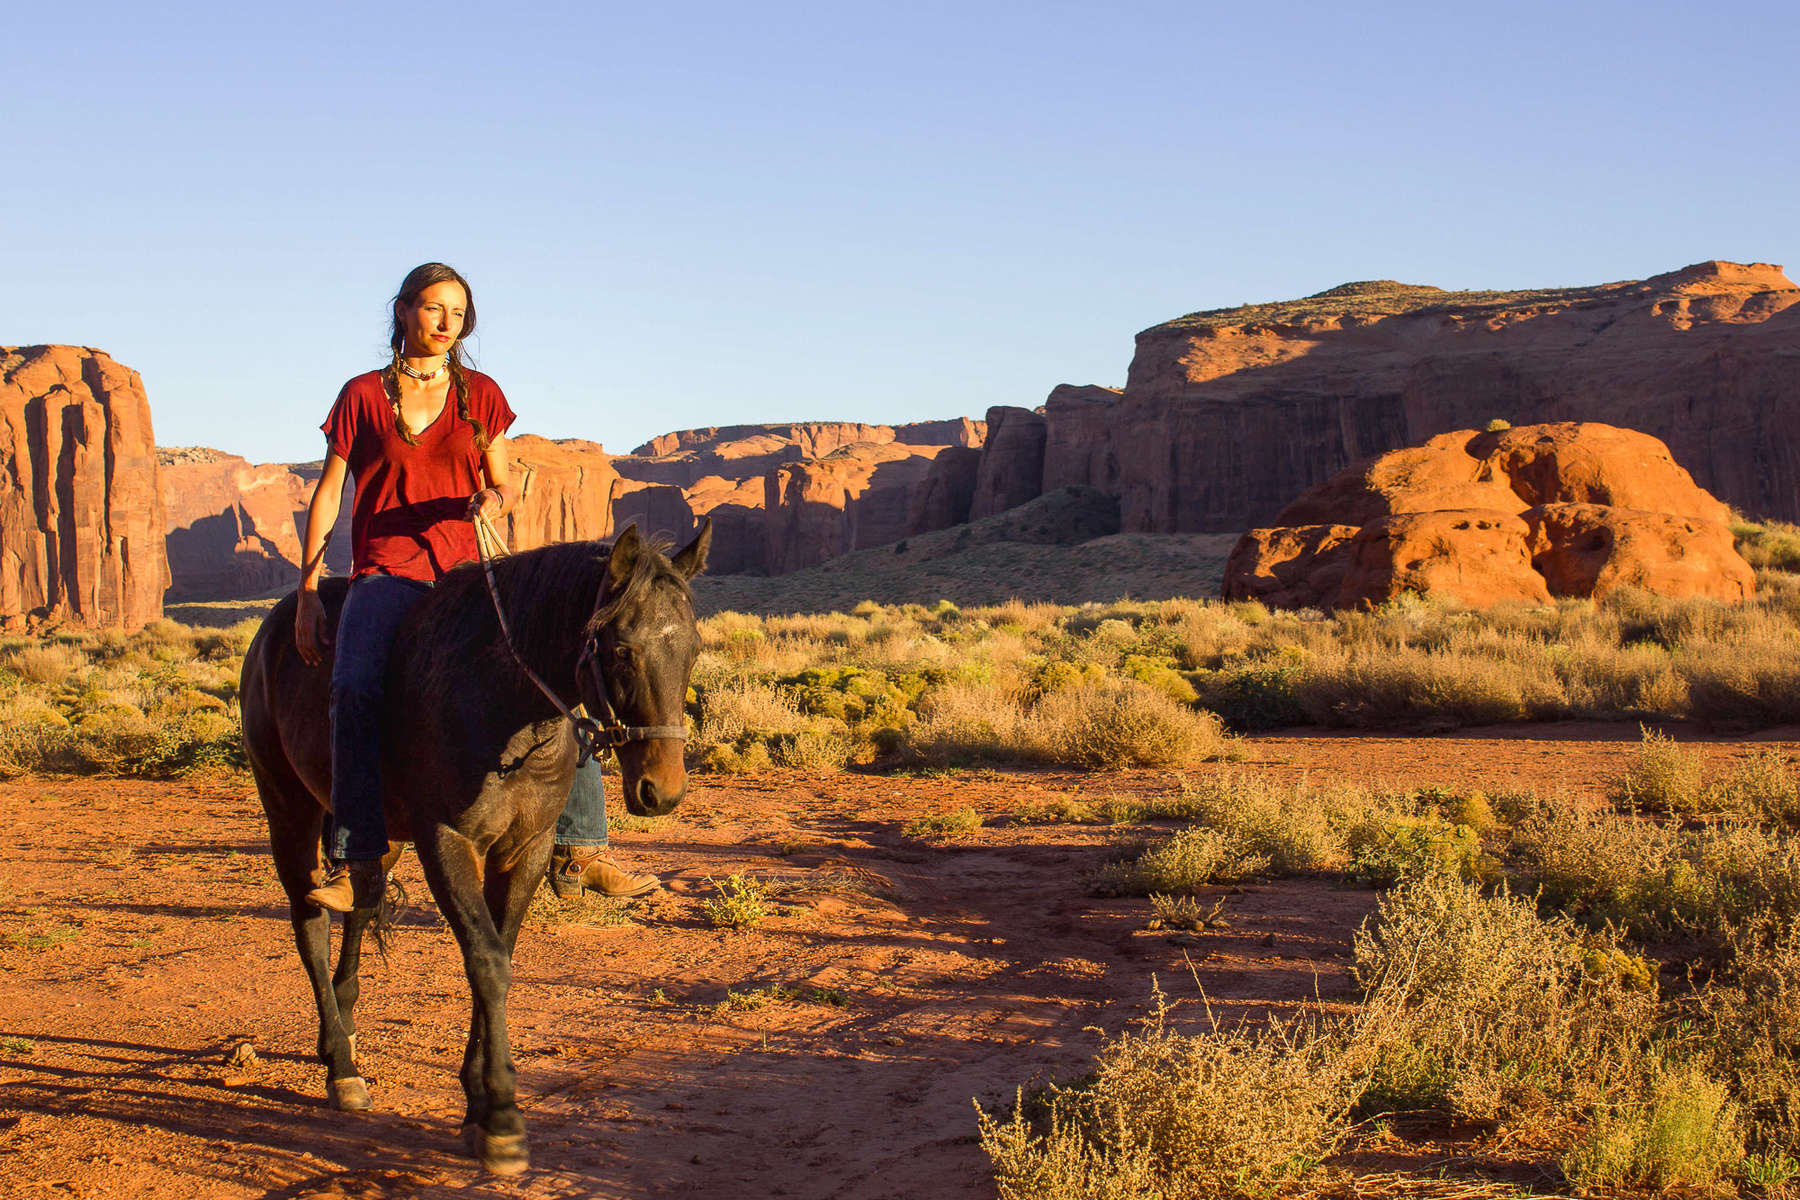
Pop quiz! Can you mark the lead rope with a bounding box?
[473,511,607,764]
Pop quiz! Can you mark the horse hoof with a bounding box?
[479,1131,529,1175]
[328,1076,372,1112]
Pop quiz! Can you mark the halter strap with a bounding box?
[473,513,686,765]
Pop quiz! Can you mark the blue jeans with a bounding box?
[326,573,608,860]
[555,756,610,847]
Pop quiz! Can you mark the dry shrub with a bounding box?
[769,729,853,772]
[1681,629,1800,726]
[1029,680,1232,769]
[1297,646,1542,729]
[1351,874,1654,1122]
[1561,1060,1745,1190]
[132,619,200,662]
[1091,828,1267,895]
[908,679,1232,769]
[1735,518,1800,574]
[693,680,840,772]
[905,680,1032,764]
[0,695,72,778]
[1173,772,1344,874]
[5,643,85,686]
[1616,725,1725,814]
[976,996,1353,1200]
[1686,918,1800,1159]
[1513,799,1800,942]
[1729,750,1800,827]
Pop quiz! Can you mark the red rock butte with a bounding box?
[1,345,167,630]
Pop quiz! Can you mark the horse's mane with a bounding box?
[416,536,691,672]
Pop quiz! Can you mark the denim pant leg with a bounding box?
[554,757,609,847]
[328,575,432,861]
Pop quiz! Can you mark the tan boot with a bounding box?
[305,860,386,913]
[549,845,660,898]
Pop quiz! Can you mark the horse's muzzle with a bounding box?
[627,773,684,817]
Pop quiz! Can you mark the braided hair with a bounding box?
[383,262,491,450]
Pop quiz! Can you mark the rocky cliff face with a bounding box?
[159,448,351,602]
[964,262,1797,534]
[970,406,1047,521]
[1102,261,1800,530]
[0,346,167,630]
[762,443,953,574]
[501,435,619,548]
[157,417,989,599]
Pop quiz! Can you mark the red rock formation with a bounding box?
[1042,385,1122,495]
[1337,511,1551,610]
[1105,261,1800,530]
[1,346,167,629]
[684,475,767,576]
[895,417,984,448]
[159,448,351,602]
[1523,504,1753,602]
[501,435,618,548]
[635,422,899,459]
[905,447,983,535]
[763,443,950,574]
[1220,524,1359,610]
[1223,422,1754,609]
[969,406,1047,521]
[610,479,695,546]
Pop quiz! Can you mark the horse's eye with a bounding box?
[614,646,633,663]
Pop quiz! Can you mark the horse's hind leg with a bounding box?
[416,824,532,1175]
[255,763,367,1111]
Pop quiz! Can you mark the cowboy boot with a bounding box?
[548,845,660,898]
[305,859,387,914]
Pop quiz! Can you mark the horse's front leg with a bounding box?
[416,822,532,1176]
[330,843,404,1070]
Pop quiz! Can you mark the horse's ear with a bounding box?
[673,516,712,580]
[608,524,642,588]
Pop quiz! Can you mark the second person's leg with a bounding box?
[548,757,659,898]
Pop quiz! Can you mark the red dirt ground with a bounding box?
[3,723,1797,1199]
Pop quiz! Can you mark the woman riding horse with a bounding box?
[295,261,654,910]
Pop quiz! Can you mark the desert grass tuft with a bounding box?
[902,807,983,840]
[701,873,771,929]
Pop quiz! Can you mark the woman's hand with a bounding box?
[295,588,330,666]
[465,487,502,522]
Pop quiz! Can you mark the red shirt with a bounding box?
[321,369,516,582]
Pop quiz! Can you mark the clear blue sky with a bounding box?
[6,1,1796,464]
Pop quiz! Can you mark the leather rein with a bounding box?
[473,514,686,767]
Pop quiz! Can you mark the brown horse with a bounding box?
[239,522,708,1174]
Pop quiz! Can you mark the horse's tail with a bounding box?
[367,850,410,962]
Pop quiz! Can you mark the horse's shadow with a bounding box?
[1,1036,479,1197]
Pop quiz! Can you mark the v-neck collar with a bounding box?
[402,387,453,440]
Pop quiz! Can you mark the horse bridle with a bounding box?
[475,515,686,767]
